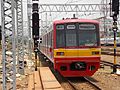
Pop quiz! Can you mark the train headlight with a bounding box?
[92,51,99,55]
[56,52,64,56]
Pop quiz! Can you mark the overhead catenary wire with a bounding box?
[41,0,84,33]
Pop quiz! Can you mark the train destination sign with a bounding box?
[67,25,75,29]
[56,25,64,30]
[79,24,95,30]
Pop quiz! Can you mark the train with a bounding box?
[39,18,101,77]
[100,37,120,46]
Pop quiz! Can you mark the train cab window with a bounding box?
[78,31,97,46]
[66,24,77,47]
[56,24,65,48]
[78,24,98,46]
[66,29,77,47]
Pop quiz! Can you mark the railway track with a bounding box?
[84,77,101,90]
[67,77,102,90]
[101,46,120,56]
[101,60,120,68]
[67,79,78,90]
[101,51,120,56]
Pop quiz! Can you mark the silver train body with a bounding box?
[100,37,120,45]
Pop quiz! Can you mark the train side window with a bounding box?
[56,24,65,48]
[56,30,65,48]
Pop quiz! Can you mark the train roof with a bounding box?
[53,19,99,24]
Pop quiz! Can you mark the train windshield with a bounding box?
[56,30,65,47]
[78,31,97,46]
[56,23,99,48]
[78,24,97,46]
[66,29,77,47]
[56,25,65,47]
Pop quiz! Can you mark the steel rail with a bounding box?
[84,77,102,90]
[101,60,120,68]
[101,51,120,56]
[67,80,78,90]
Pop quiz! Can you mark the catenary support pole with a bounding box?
[1,0,16,89]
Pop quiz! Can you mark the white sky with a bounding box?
[0,0,102,25]
[39,0,101,4]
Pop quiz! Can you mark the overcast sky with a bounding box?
[0,0,103,25]
[39,0,101,4]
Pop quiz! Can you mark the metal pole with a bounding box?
[32,0,39,71]
[112,21,118,73]
[16,0,24,75]
[1,0,16,89]
[27,0,32,61]
[76,5,78,17]
[35,50,38,71]
[46,13,48,32]
[1,0,6,89]
[28,16,32,60]
[11,0,17,89]
[111,0,119,74]
[102,0,108,45]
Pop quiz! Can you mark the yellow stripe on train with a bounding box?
[54,48,101,57]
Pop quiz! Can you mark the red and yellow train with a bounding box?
[39,18,101,77]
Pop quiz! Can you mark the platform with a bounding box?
[28,67,64,90]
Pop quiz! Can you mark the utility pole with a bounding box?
[1,0,16,89]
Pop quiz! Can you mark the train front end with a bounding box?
[53,19,101,77]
